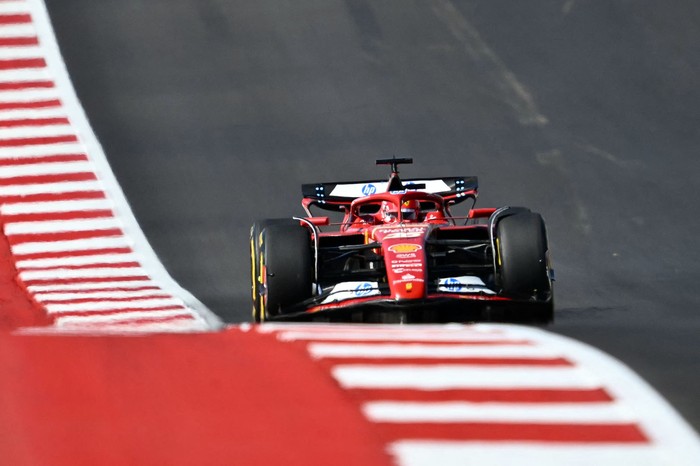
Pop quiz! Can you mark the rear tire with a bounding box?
[495,212,553,323]
[259,223,313,320]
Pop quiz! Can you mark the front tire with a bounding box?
[258,223,313,320]
[250,219,300,322]
[495,212,553,323]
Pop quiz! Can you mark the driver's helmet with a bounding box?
[400,199,421,222]
[381,201,399,223]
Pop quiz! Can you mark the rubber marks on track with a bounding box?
[258,323,700,466]
[0,0,212,332]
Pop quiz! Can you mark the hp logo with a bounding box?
[361,184,377,195]
[354,282,374,296]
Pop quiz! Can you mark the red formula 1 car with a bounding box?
[250,158,554,324]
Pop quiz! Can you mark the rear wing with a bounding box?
[302,176,478,212]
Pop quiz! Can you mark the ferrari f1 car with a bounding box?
[250,158,554,323]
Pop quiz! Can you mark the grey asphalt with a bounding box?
[45,1,700,429]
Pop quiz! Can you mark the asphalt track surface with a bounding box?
[45,0,700,430]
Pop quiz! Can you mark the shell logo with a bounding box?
[388,243,422,253]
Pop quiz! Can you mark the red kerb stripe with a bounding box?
[0,99,61,110]
[0,117,70,128]
[0,37,39,47]
[0,58,46,70]
[346,387,614,403]
[374,422,649,443]
[21,262,141,272]
[21,275,151,286]
[8,228,124,245]
[50,306,187,318]
[0,153,87,165]
[40,294,172,305]
[0,81,54,90]
[0,191,105,204]
[0,134,78,147]
[0,172,96,185]
[58,314,197,327]
[14,247,133,261]
[0,14,32,25]
[1,210,115,224]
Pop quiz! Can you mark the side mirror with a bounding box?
[302,216,330,226]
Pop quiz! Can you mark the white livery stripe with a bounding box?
[308,342,562,359]
[45,298,184,313]
[389,442,673,466]
[332,365,600,389]
[12,237,129,255]
[364,401,635,424]
[2,199,113,215]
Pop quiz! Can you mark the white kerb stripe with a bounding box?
[0,124,73,139]
[12,236,129,255]
[0,3,33,14]
[5,218,122,235]
[279,330,525,343]
[17,253,139,269]
[2,199,113,215]
[0,142,83,159]
[363,401,636,424]
[0,26,36,39]
[308,342,563,359]
[332,365,600,389]
[0,46,43,59]
[0,181,102,196]
[27,281,158,293]
[389,442,672,466]
[34,289,170,302]
[0,88,59,102]
[45,298,184,313]
[0,108,66,123]
[54,309,194,326]
[0,160,92,178]
[20,267,147,281]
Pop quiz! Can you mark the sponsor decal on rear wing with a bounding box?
[302,177,478,210]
